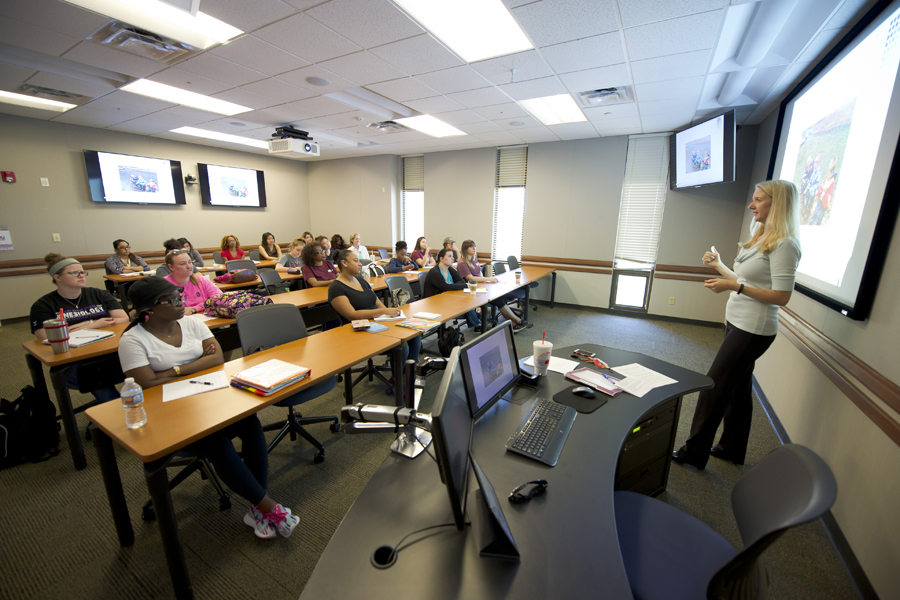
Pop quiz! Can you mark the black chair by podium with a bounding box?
[508,255,538,314]
[614,444,837,600]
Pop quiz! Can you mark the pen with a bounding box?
[601,373,618,385]
[189,380,213,385]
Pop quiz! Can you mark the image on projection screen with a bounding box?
[777,6,900,291]
[685,136,711,173]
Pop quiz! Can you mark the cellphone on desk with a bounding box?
[518,373,541,388]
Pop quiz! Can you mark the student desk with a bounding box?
[300,344,713,600]
[85,326,401,600]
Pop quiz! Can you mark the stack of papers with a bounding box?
[610,364,677,398]
[162,371,229,402]
[42,329,115,348]
[564,368,623,397]
[374,314,406,322]
[231,359,311,397]
[413,312,441,319]
[397,317,441,332]
[189,313,217,322]
[524,355,577,374]
[462,287,488,294]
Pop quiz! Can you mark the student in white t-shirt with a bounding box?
[118,277,301,540]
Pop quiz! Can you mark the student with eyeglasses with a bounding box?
[300,241,338,287]
[30,253,129,403]
[105,239,149,276]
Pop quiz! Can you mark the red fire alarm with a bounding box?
[1,171,15,184]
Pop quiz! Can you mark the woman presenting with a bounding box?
[673,180,801,469]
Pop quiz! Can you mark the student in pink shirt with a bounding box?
[164,249,222,315]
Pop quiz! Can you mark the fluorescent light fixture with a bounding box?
[170,126,268,149]
[396,115,466,137]
[0,90,76,112]
[122,80,250,115]
[393,0,532,62]
[517,94,587,125]
[61,0,242,49]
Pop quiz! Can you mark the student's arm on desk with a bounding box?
[33,309,128,340]
[125,338,224,389]
[331,296,400,321]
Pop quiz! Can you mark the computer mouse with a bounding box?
[572,386,595,398]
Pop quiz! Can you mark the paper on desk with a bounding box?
[610,363,677,398]
[189,313,218,322]
[374,314,406,322]
[462,287,488,293]
[365,322,389,333]
[524,355,578,374]
[42,329,115,347]
[413,312,441,319]
[163,371,229,402]
[120,271,144,278]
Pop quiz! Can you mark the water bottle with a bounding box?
[121,377,147,429]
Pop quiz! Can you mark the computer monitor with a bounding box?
[458,321,521,420]
[430,347,472,531]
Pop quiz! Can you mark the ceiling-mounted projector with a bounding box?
[268,139,320,157]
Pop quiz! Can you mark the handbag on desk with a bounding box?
[203,291,272,318]
[214,269,256,284]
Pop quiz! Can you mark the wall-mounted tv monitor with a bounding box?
[767,0,900,320]
[198,163,267,208]
[670,110,736,189]
[83,150,186,205]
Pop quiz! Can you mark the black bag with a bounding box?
[0,386,61,469]
[438,324,465,358]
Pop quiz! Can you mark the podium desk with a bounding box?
[299,344,712,600]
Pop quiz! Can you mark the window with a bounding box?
[402,155,424,244]
[610,135,669,311]
[492,145,528,261]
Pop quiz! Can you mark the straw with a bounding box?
[542,331,545,344]
[59,308,64,321]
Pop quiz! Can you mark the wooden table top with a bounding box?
[84,326,400,462]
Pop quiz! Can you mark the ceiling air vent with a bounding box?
[87,21,202,64]
[366,121,411,133]
[17,85,89,105]
[578,87,633,107]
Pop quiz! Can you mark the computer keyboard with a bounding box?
[506,397,577,467]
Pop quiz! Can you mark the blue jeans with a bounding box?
[402,335,422,364]
[64,364,119,404]
[187,414,269,505]
[465,309,481,328]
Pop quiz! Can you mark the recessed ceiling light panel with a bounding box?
[170,126,268,149]
[0,90,76,112]
[396,115,466,137]
[517,94,587,126]
[122,79,251,115]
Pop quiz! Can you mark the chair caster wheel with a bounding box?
[142,505,156,522]
[330,422,341,433]
[84,427,92,442]
[336,374,343,383]
[313,451,325,464]
[386,388,394,396]
[219,497,231,511]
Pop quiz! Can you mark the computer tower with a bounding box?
[614,397,681,497]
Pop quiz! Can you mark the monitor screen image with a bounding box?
[671,110,736,189]
[198,163,267,208]
[83,150,186,205]
[459,321,520,420]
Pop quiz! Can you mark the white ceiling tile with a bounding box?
[312,110,382,128]
[0,77,23,92]
[288,96,356,117]
[0,102,58,119]
[620,0,728,28]
[196,117,271,134]
[513,0,619,46]
[497,76,567,100]
[25,72,113,98]
[92,90,175,113]
[0,0,109,39]
[624,11,724,61]
[333,124,386,138]
[796,30,843,64]
[458,121,502,134]
[318,52,407,85]
[306,0,424,48]
[62,43,164,78]
[446,86,512,108]
[591,115,643,131]
[240,78,315,103]
[200,0,299,33]
[370,130,430,143]
[276,65,354,94]
[148,68,232,96]
[583,103,639,120]
[640,116,690,133]
[175,54,266,87]
[414,66,492,94]
[540,33,626,73]
[81,97,158,119]
[630,50,711,84]
[823,0,870,29]
[0,18,80,57]
[474,130,522,143]
[51,106,133,127]
[0,63,36,83]
[369,34,464,75]
[472,102,529,121]
[112,114,195,134]
[639,97,697,115]
[559,64,632,93]
[153,105,223,124]
[635,76,704,102]
[404,95,464,114]
[493,116,541,129]
[210,36,310,77]
[547,122,599,140]
[211,88,280,110]
[599,128,637,137]
[510,126,558,141]
[366,77,439,102]
[243,105,327,127]
[431,109,486,125]
[471,50,553,85]
[254,13,361,63]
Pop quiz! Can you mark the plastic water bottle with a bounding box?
[121,377,147,429]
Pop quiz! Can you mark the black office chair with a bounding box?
[491,261,528,319]
[386,275,415,307]
[141,452,231,521]
[360,258,372,266]
[508,255,538,313]
[155,265,171,277]
[615,444,837,600]
[236,305,340,463]
[213,251,224,265]
[417,271,428,299]
[248,248,260,261]
[378,248,389,259]
[258,269,289,295]
[226,259,257,272]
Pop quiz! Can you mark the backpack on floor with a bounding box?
[203,291,272,318]
[0,386,60,469]
[438,324,465,358]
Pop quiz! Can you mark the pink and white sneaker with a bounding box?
[243,504,277,539]
[267,504,299,538]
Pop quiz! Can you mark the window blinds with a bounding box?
[402,155,424,243]
[492,146,528,260]
[402,155,424,191]
[613,136,669,266]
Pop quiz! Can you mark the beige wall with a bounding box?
[750,110,900,597]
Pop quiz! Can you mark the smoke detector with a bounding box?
[366,121,411,133]
[87,20,202,63]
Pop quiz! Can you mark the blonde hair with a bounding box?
[165,250,198,285]
[289,238,305,249]
[349,233,360,245]
[742,180,799,254]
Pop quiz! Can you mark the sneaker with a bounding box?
[512,320,533,333]
[268,504,299,538]
[243,505,277,539]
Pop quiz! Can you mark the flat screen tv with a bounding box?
[198,163,267,208]
[670,110,736,189]
[83,150,186,205]
[767,0,900,320]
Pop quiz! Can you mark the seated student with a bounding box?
[163,250,221,315]
[118,277,299,539]
[163,238,199,274]
[456,240,532,333]
[315,236,332,262]
[387,241,418,273]
[106,239,149,275]
[301,241,337,287]
[221,234,245,261]
[276,238,305,291]
[331,234,346,253]
[259,232,282,260]
[329,249,422,367]
[32,253,129,403]
[442,237,459,262]
[411,236,436,268]
[348,233,369,261]
[424,248,481,329]
[178,237,204,268]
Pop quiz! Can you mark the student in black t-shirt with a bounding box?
[424,248,481,329]
[31,253,129,403]
[329,249,421,367]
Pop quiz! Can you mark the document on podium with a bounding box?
[610,363,677,398]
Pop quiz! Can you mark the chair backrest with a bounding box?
[235,304,308,356]
[507,255,520,269]
[155,265,171,277]
[360,258,372,266]
[371,265,385,277]
[226,259,257,272]
[248,248,261,261]
[492,261,507,275]
[213,251,223,265]
[386,276,414,307]
[258,269,285,295]
[378,248,389,259]
[417,271,428,289]
[708,444,837,598]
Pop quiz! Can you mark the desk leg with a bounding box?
[391,346,403,407]
[343,368,353,404]
[49,366,86,470]
[480,305,489,334]
[523,283,531,323]
[550,272,557,308]
[25,353,50,403]
[91,425,134,547]
[116,281,130,313]
[146,459,193,600]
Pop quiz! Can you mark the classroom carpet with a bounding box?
[0,305,859,600]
